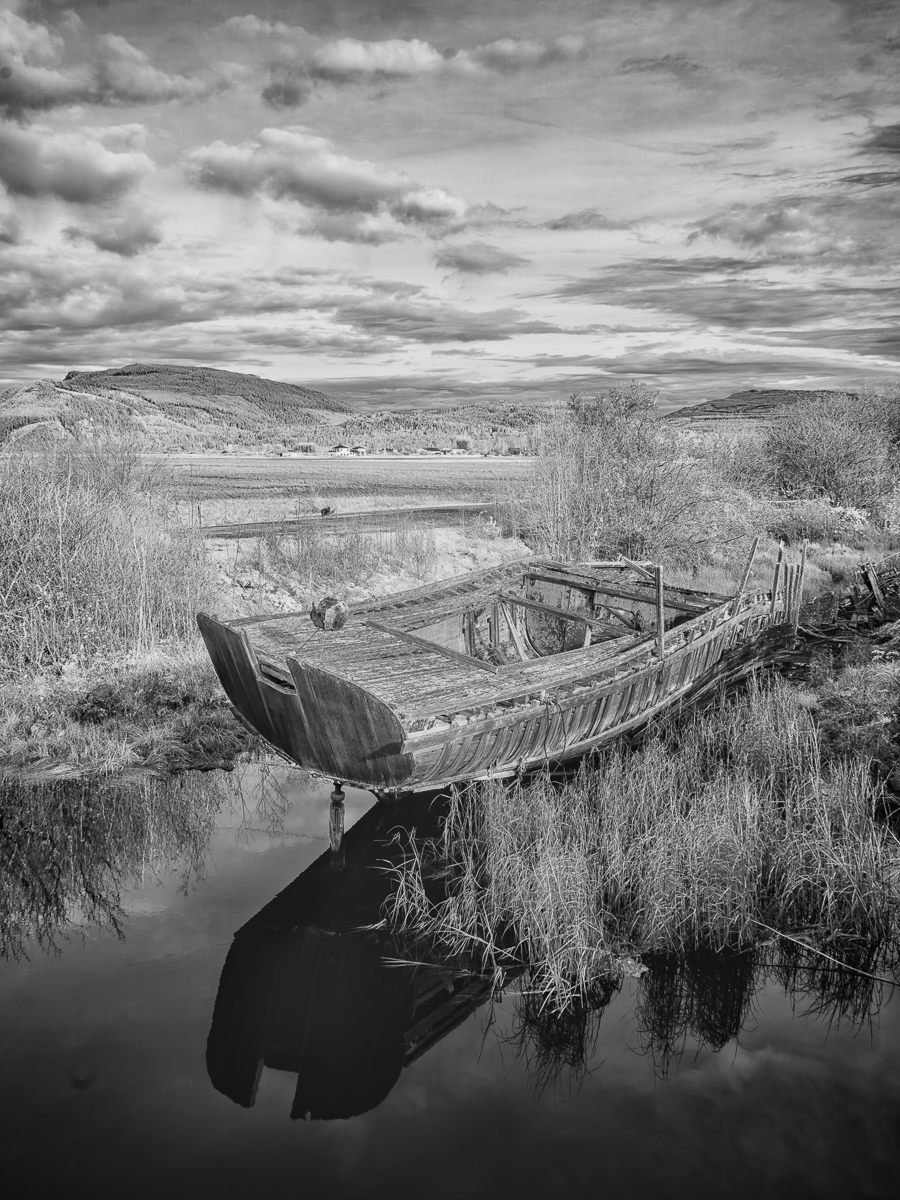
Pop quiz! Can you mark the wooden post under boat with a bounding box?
[197,554,805,795]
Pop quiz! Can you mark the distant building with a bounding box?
[350,445,368,456]
[331,444,351,456]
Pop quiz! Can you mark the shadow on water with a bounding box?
[206,786,900,1117]
[205,791,502,1120]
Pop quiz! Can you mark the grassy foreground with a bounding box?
[387,674,900,1010]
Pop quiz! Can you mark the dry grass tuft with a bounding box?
[0,444,214,680]
[387,676,900,1011]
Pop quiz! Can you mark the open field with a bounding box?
[165,453,533,504]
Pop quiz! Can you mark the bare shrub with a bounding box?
[520,382,752,566]
[764,389,899,515]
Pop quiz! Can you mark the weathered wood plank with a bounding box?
[498,591,617,631]
[526,570,709,613]
[365,618,498,673]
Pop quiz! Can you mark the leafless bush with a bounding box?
[764,389,899,515]
[520,382,752,566]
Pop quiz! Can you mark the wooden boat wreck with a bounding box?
[198,546,806,795]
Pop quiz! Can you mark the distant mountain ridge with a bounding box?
[669,388,857,421]
[62,363,353,416]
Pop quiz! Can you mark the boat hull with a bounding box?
[198,595,797,793]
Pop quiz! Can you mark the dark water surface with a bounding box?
[1,765,899,1199]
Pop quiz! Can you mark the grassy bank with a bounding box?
[0,446,257,781]
[387,673,900,1011]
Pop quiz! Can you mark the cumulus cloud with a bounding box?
[307,33,587,80]
[0,123,152,204]
[0,7,234,116]
[261,69,311,109]
[687,201,855,259]
[63,208,162,257]
[461,35,587,74]
[220,22,590,105]
[294,210,406,245]
[92,34,234,105]
[311,37,444,80]
[0,5,88,115]
[185,127,471,239]
[435,241,530,274]
[220,15,309,44]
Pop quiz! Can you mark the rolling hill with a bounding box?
[668,388,857,422]
[0,364,353,451]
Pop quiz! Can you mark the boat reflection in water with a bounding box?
[207,788,897,1117]
[206,792,495,1120]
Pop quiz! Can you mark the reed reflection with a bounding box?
[0,772,224,960]
[511,940,899,1086]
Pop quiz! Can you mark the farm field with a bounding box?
[164,452,533,514]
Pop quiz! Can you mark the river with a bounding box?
[1,763,898,1198]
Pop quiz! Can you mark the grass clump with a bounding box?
[0,444,213,680]
[251,518,438,589]
[388,677,900,1010]
[0,650,254,781]
[0,443,246,781]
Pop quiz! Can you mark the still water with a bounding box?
[1,763,898,1199]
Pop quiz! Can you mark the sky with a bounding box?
[1,0,899,408]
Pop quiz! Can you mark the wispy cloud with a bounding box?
[435,241,530,274]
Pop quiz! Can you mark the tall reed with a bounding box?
[0,446,213,680]
[387,677,900,1010]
